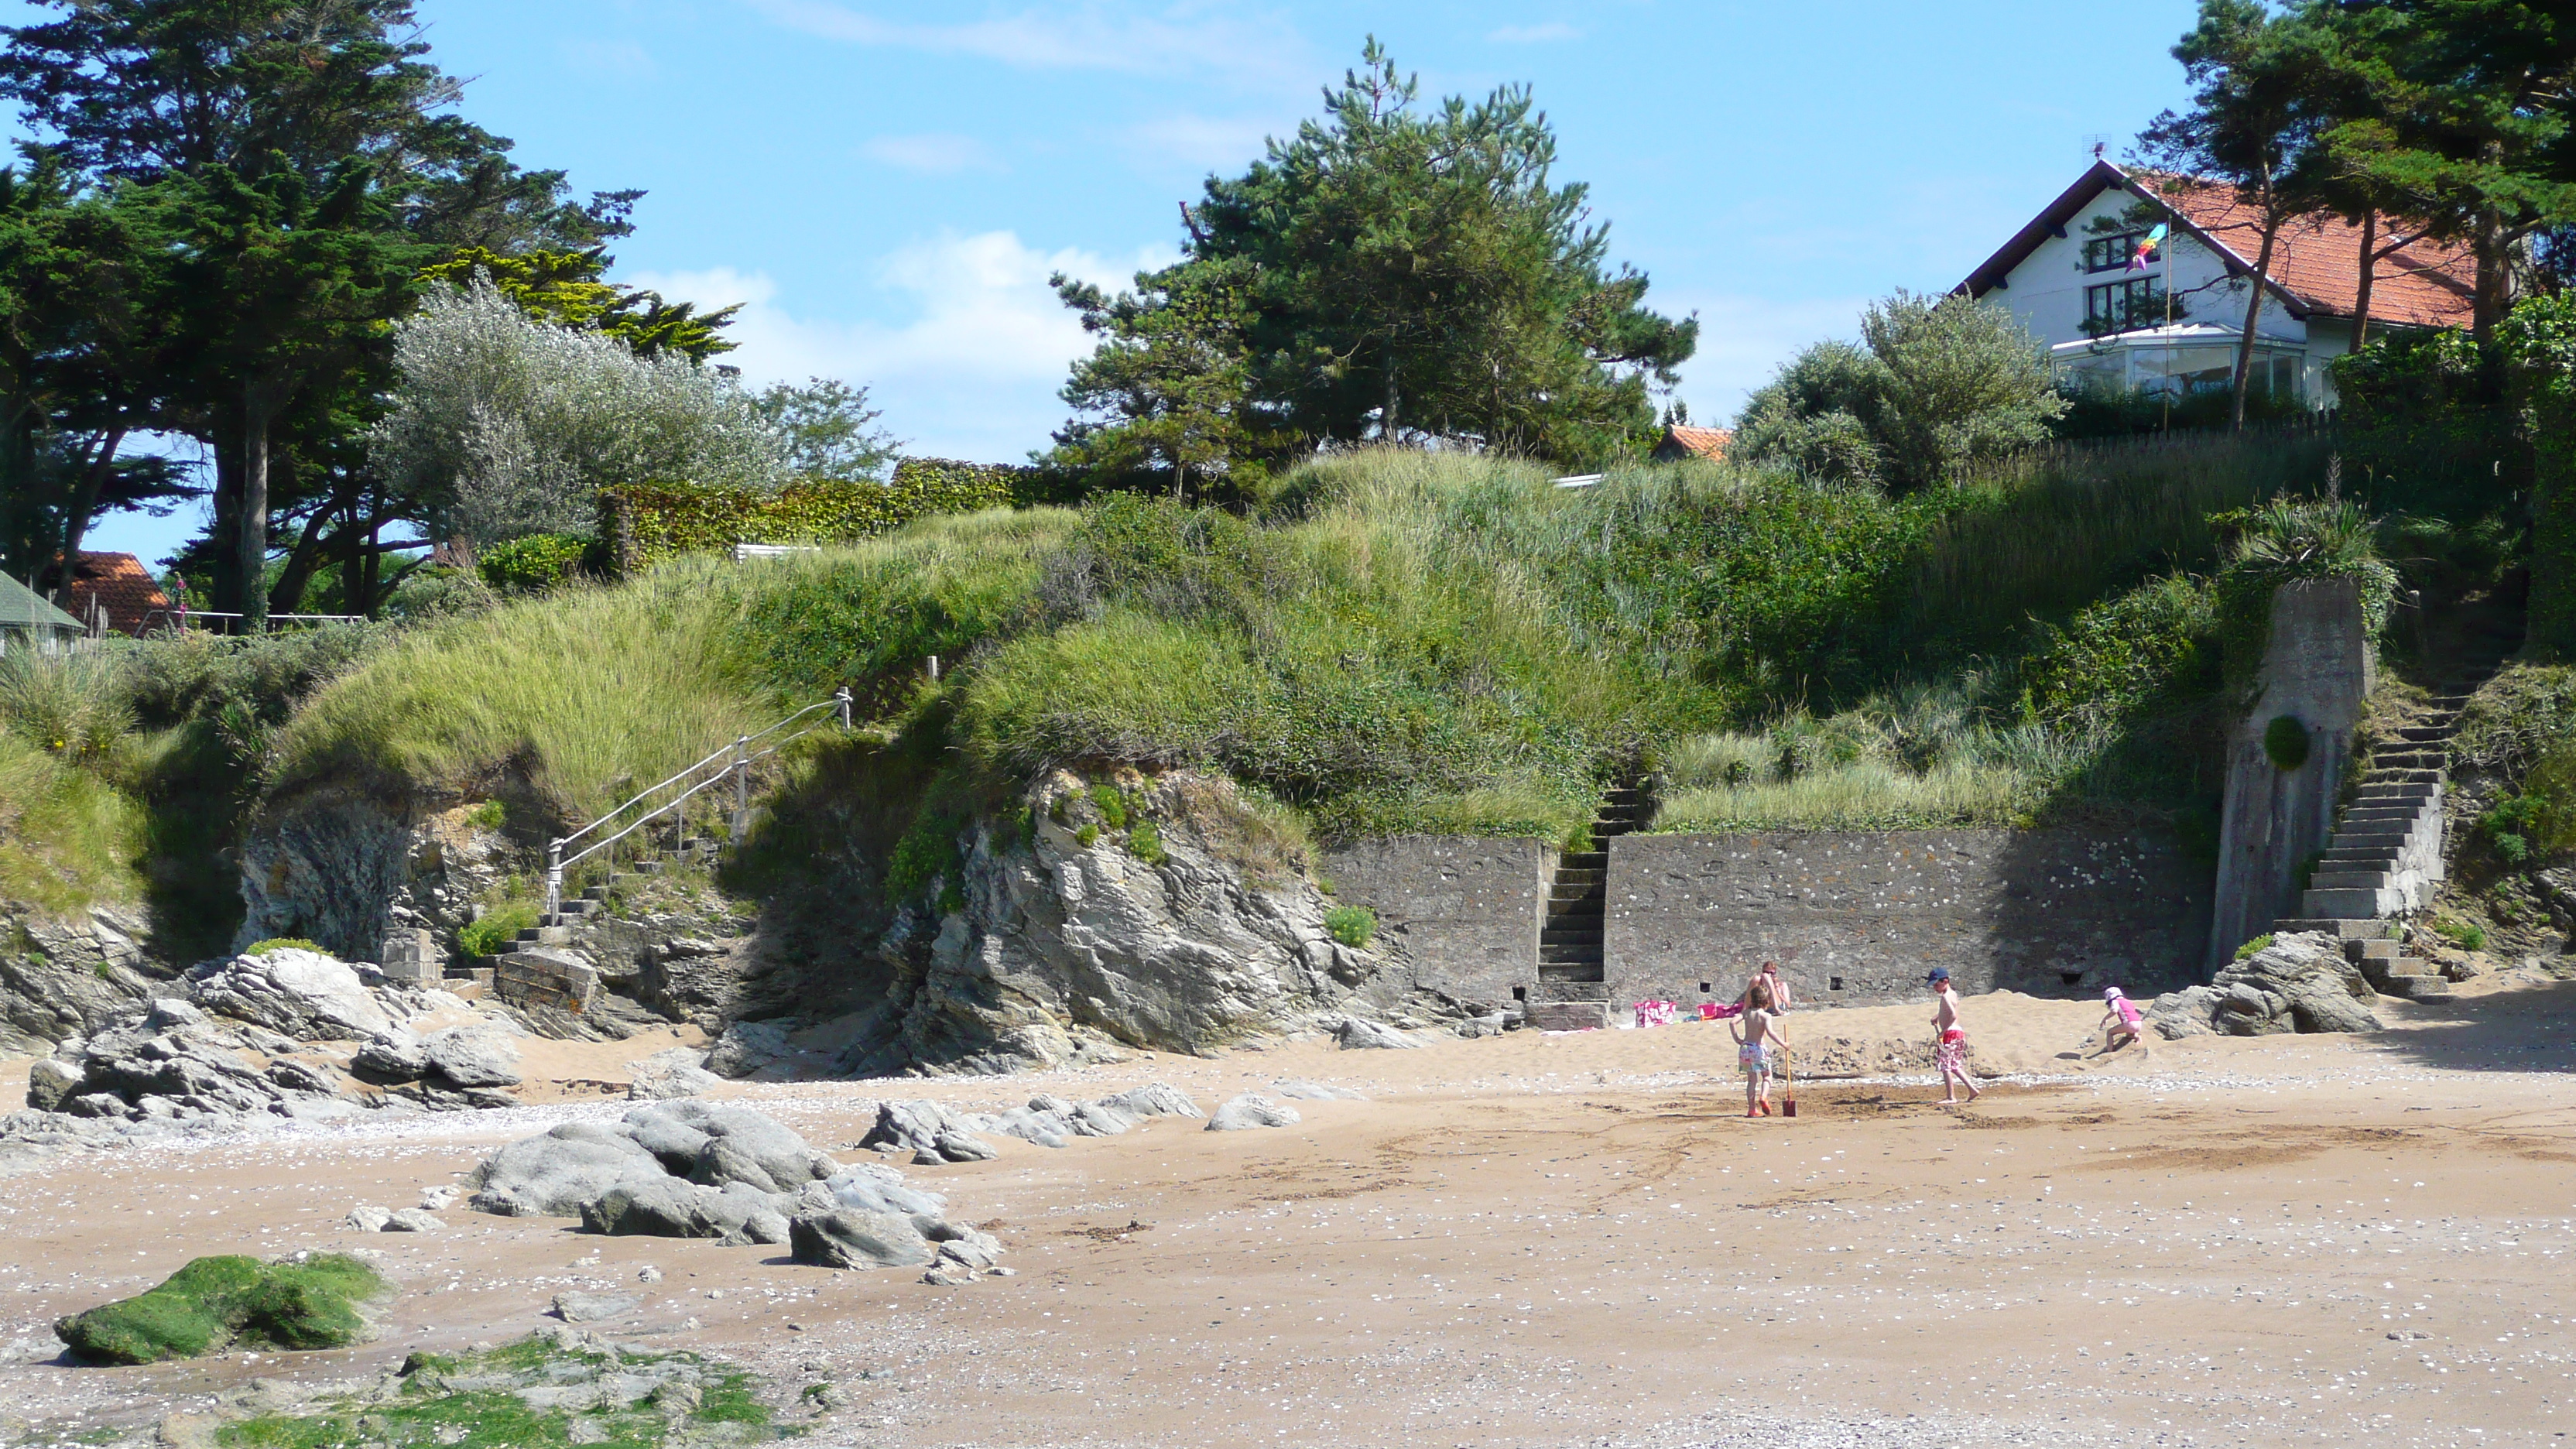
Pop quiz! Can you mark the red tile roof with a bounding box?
[2149,175,2475,329]
[57,552,171,637]
[1961,159,2476,331]
[1654,425,1733,461]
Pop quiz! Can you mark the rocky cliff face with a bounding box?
[237,791,520,960]
[0,905,168,1056]
[844,771,1465,1076]
[233,766,1466,1074]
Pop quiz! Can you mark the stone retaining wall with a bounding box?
[1317,837,1553,1013]
[1603,830,2209,1010]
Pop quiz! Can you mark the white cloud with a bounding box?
[629,231,1177,464]
[861,132,1002,174]
[1485,22,1580,45]
[564,38,657,78]
[740,0,1310,88]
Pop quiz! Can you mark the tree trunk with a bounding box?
[207,430,242,615]
[267,485,345,620]
[2472,140,2513,351]
[1380,351,1401,441]
[240,395,275,631]
[55,427,129,582]
[2352,210,2378,354]
[2232,205,2283,433]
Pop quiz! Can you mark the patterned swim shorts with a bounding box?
[1739,1042,1769,1077]
[1935,1036,1966,1074]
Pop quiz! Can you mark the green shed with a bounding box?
[0,572,83,656]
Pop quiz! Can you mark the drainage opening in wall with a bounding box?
[2060,970,2085,986]
[1829,977,1844,992]
[1697,981,1711,995]
[1512,986,1527,1002]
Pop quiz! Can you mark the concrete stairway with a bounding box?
[1530,784,1649,1028]
[2298,611,2523,920]
[2297,709,2457,919]
[2272,917,2453,1002]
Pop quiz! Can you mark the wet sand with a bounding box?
[2,977,2573,1449]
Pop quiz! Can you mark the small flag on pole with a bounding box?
[2129,223,2168,271]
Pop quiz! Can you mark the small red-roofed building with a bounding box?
[1958,157,2474,408]
[1651,425,1733,463]
[54,551,173,637]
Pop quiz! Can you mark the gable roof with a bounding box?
[1653,425,1733,461]
[1959,159,2475,331]
[57,552,171,637]
[0,572,82,633]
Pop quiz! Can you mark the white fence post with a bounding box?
[544,839,565,920]
[730,735,751,844]
[835,687,852,730]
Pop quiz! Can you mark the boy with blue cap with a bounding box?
[1927,968,1979,1104]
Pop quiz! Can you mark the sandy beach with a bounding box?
[2,977,2573,1449]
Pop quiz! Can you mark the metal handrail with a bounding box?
[543,688,851,919]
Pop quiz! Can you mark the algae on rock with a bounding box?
[53,1253,385,1364]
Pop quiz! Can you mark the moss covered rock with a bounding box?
[54,1253,383,1364]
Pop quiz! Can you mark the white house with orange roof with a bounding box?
[1958,158,2475,408]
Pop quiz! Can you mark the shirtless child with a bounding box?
[1731,981,1788,1118]
[1927,967,1980,1104]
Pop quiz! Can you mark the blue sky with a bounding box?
[10,0,2206,565]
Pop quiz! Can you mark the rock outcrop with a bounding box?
[848,772,1457,1074]
[238,796,519,961]
[2153,932,2383,1037]
[468,1103,1005,1281]
[0,905,169,1057]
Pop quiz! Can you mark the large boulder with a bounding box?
[2208,933,2383,1036]
[1206,1094,1300,1132]
[789,1210,934,1269]
[467,1122,664,1217]
[627,1048,720,1100]
[188,949,392,1040]
[420,1027,522,1088]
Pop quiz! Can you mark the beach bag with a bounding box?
[1632,999,1677,1029]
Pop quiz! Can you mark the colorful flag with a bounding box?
[2128,223,2169,271]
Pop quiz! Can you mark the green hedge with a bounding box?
[599,458,1038,572]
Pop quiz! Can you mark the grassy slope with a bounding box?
[269,433,2514,868]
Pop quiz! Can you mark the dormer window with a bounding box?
[2083,231,2153,273]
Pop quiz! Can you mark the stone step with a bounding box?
[2303,886,2396,918]
[2393,726,2449,743]
[2310,871,2394,891]
[1540,928,1600,947]
[516,925,574,947]
[1544,897,1604,916]
[2338,807,2428,824]
[2274,918,2394,940]
[1525,999,1608,1029]
[2346,938,2403,963]
[1553,870,1605,889]
[1540,951,1605,968]
[1558,852,1608,868]
[1536,963,1606,983]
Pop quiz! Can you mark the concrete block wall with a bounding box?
[1601,830,2210,1010]
[1317,837,1552,1013]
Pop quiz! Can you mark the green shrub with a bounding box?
[600,457,1032,573]
[0,653,135,766]
[2430,916,2488,951]
[886,811,961,900]
[2021,573,2219,733]
[464,800,507,831]
[1323,905,1376,949]
[457,903,536,959]
[2263,715,2311,772]
[1127,817,1166,865]
[1088,783,1129,829]
[475,533,594,593]
[245,937,322,957]
[2233,933,2274,961]
[54,1253,382,1365]
[1074,823,1099,848]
